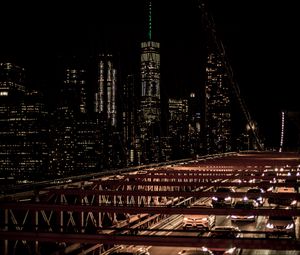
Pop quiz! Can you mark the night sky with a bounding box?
[0,0,299,147]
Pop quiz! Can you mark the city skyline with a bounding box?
[0,0,299,148]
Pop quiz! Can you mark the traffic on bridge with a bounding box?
[1,152,300,255]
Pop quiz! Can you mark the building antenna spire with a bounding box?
[148,1,152,40]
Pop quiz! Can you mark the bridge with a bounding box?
[1,151,300,254]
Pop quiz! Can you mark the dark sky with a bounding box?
[0,0,299,147]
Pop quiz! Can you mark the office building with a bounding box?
[0,63,48,181]
[205,53,232,153]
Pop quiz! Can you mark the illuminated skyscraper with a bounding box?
[0,63,48,181]
[63,68,87,114]
[168,99,189,158]
[49,66,97,177]
[0,62,25,94]
[95,54,117,127]
[205,52,232,153]
[187,92,203,156]
[138,1,161,163]
[122,74,138,164]
[140,41,160,125]
[94,54,122,168]
[140,1,160,125]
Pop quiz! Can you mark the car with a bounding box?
[245,187,265,206]
[230,200,257,222]
[265,214,296,238]
[178,247,214,255]
[183,214,216,230]
[268,187,297,207]
[284,177,299,191]
[108,246,150,255]
[207,226,242,238]
[212,187,235,208]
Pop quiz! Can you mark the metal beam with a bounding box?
[1,203,300,216]
[44,189,300,200]
[0,232,299,250]
[90,180,298,188]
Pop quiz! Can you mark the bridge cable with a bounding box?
[198,1,264,150]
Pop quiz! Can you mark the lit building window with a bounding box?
[0,91,8,96]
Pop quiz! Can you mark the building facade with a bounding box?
[49,66,97,177]
[205,53,232,153]
[0,63,48,181]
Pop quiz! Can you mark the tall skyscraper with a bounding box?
[94,54,122,168]
[0,62,25,94]
[205,52,232,153]
[168,98,189,159]
[95,54,117,127]
[122,74,138,164]
[0,63,48,181]
[49,66,97,177]
[187,92,203,156]
[140,1,161,125]
[138,1,162,163]
[63,68,87,114]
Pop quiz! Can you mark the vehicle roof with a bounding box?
[275,187,296,193]
[234,201,255,209]
[212,226,239,231]
[179,248,213,255]
[110,247,149,255]
[247,187,263,192]
[268,215,294,221]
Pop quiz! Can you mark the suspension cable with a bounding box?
[199,1,264,150]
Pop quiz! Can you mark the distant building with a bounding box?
[63,68,87,114]
[95,54,117,127]
[122,74,138,164]
[168,98,189,159]
[49,66,97,177]
[0,63,48,181]
[140,41,161,125]
[0,62,25,94]
[138,1,162,163]
[94,54,123,168]
[205,52,232,153]
[187,92,203,156]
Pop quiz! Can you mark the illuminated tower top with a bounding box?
[148,1,152,41]
[141,1,160,99]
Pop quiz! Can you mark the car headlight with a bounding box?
[212,197,218,201]
[202,247,209,252]
[231,215,237,218]
[247,215,255,219]
[225,196,231,201]
[183,217,188,221]
[225,247,237,254]
[286,223,294,229]
[291,200,297,205]
[266,223,274,229]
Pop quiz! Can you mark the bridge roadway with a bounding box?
[0,151,300,254]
